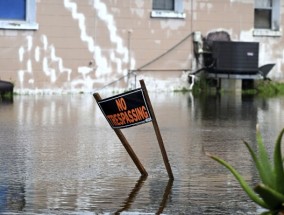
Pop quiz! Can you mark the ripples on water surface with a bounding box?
[1,93,284,214]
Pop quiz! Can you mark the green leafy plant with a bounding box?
[206,125,284,215]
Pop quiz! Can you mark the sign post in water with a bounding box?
[93,79,174,179]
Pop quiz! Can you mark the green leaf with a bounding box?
[243,140,272,187]
[206,152,269,209]
[256,125,275,187]
[255,183,284,210]
[260,212,275,215]
[273,128,284,194]
[260,211,280,215]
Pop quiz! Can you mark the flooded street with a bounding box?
[1,92,284,214]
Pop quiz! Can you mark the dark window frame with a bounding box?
[253,0,281,37]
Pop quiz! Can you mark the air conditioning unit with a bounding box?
[212,41,259,74]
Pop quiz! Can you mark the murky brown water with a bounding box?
[1,92,284,214]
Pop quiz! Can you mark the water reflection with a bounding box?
[0,183,25,212]
[115,176,148,214]
[156,179,173,214]
[0,93,284,214]
[114,176,173,214]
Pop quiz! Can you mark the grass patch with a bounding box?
[190,78,284,98]
[0,91,13,100]
[173,87,191,93]
[255,80,284,97]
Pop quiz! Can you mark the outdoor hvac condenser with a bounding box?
[212,41,259,74]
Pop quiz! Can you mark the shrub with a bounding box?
[206,125,284,215]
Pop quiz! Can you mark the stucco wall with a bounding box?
[0,0,283,94]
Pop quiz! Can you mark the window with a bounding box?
[153,0,174,11]
[0,0,38,30]
[253,0,281,36]
[151,0,185,19]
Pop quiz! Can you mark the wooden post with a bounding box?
[139,80,174,179]
[94,93,148,177]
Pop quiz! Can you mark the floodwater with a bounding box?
[1,92,284,215]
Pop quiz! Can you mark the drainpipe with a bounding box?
[190,0,194,71]
[127,29,132,86]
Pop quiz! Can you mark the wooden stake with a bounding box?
[139,80,174,179]
[94,93,148,177]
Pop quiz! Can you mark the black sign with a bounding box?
[96,88,152,129]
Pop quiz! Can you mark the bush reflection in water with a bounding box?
[1,92,284,214]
